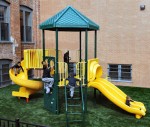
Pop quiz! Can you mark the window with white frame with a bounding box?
[108,64,132,81]
[0,1,10,41]
[20,6,32,42]
[0,59,12,87]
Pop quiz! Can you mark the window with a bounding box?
[108,64,132,81]
[28,69,34,79]
[0,59,12,87]
[0,1,10,41]
[20,6,32,42]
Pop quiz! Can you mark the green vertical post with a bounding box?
[94,30,97,99]
[94,30,97,58]
[85,30,88,83]
[84,29,88,112]
[55,29,59,114]
[79,31,82,62]
[42,30,45,60]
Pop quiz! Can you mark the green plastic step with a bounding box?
[74,90,80,92]
[68,104,81,107]
[67,112,82,115]
[67,120,83,123]
[67,97,80,100]
[67,90,80,93]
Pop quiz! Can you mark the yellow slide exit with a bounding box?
[9,60,43,102]
[88,58,146,119]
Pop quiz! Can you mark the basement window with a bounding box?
[0,59,12,87]
[108,64,132,82]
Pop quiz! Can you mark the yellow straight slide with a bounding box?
[9,60,43,102]
[88,78,146,119]
[88,58,146,119]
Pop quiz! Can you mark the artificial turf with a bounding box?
[0,84,150,127]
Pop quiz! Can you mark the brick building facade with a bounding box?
[39,0,150,88]
[0,0,40,87]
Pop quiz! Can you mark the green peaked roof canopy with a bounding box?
[39,6,99,31]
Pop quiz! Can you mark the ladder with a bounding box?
[65,81,85,127]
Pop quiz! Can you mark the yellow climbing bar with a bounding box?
[76,61,86,85]
[58,62,68,87]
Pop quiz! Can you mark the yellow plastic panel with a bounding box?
[88,58,103,82]
[23,49,63,69]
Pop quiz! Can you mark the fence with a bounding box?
[0,118,47,127]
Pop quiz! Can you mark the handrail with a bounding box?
[76,61,85,124]
[64,79,68,112]
[64,79,68,126]
[79,80,85,123]
[80,81,85,112]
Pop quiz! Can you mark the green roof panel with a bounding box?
[39,6,99,31]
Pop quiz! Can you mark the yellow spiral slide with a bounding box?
[88,58,146,119]
[9,60,43,102]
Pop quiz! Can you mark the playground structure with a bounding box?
[9,5,146,127]
[9,49,146,119]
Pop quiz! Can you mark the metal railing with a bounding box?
[0,118,46,127]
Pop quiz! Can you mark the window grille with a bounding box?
[0,60,11,87]
[108,64,132,81]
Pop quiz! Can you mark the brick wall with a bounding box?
[39,0,150,88]
[0,0,40,65]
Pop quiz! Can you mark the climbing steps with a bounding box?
[65,82,85,127]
